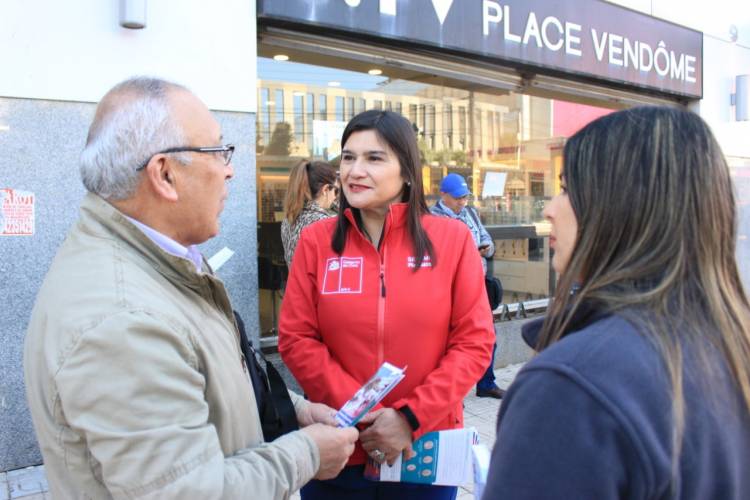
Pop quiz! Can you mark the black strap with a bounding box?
[397,404,420,431]
[233,310,299,441]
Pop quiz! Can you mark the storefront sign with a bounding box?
[259,0,702,98]
[1,188,35,236]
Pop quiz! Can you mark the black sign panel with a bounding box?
[259,0,703,98]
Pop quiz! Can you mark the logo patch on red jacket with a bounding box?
[407,255,432,268]
[322,257,364,294]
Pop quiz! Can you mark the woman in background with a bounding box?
[483,106,750,499]
[281,160,338,267]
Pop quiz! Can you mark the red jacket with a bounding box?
[278,203,494,464]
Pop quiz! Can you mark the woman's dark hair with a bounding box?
[332,110,434,269]
[539,105,750,477]
[283,160,337,224]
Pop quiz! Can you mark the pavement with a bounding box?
[1,363,524,500]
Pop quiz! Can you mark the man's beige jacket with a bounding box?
[24,194,319,499]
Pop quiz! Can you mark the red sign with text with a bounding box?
[1,188,35,236]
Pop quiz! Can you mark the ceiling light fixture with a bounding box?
[328,81,341,87]
[368,69,383,75]
[273,54,289,61]
[0,125,9,132]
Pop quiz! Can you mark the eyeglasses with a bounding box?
[136,144,235,171]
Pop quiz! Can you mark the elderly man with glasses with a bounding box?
[24,77,357,499]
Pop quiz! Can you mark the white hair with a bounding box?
[79,77,192,200]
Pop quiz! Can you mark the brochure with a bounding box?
[471,443,491,500]
[364,428,479,486]
[334,362,406,427]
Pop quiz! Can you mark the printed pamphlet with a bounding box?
[471,443,491,499]
[334,362,406,427]
[364,428,479,486]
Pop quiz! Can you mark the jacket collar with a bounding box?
[522,300,610,351]
[343,202,410,241]
[78,193,211,289]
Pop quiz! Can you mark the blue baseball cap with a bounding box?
[440,173,471,198]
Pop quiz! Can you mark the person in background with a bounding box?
[24,77,357,499]
[281,160,339,268]
[483,106,750,499]
[431,173,505,399]
[279,110,494,500]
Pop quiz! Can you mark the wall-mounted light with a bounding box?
[368,69,383,76]
[273,54,289,61]
[119,0,147,29]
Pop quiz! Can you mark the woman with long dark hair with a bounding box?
[281,160,338,267]
[483,106,750,499]
[279,110,495,499]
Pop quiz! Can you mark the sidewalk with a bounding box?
[1,363,524,500]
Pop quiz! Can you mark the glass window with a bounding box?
[256,54,618,335]
[319,94,327,121]
[426,105,436,149]
[306,93,314,145]
[418,105,426,138]
[335,96,345,121]
[293,93,304,142]
[275,89,284,125]
[259,88,270,143]
[409,104,417,125]
[458,106,467,148]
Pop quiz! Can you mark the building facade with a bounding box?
[0,0,748,471]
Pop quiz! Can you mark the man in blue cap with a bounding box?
[431,173,505,399]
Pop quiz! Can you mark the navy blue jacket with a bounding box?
[483,309,750,499]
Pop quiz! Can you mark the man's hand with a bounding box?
[302,424,359,480]
[297,401,337,427]
[479,246,491,257]
[358,408,415,466]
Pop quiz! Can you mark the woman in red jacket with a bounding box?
[279,110,494,500]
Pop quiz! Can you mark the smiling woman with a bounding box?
[278,110,495,500]
[332,111,433,267]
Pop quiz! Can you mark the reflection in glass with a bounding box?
[256,56,617,335]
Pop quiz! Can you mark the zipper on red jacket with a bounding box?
[377,247,387,366]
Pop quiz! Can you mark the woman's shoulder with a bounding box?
[522,314,669,413]
[297,205,334,225]
[531,315,657,373]
[297,213,338,241]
